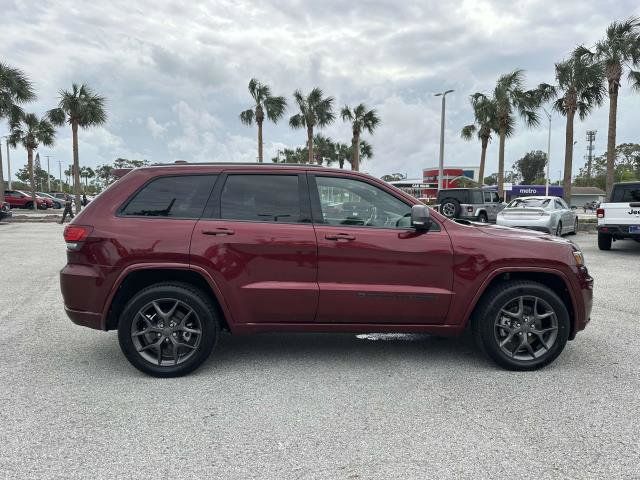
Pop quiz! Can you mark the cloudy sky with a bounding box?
[2,0,640,182]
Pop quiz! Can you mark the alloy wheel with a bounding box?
[131,298,202,366]
[494,295,558,361]
[441,203,456,217]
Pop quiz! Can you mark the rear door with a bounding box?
[190,171,318,325]
[310,174,454,325]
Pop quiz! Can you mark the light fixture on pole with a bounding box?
[542,107,552,196]
[435,89,454,192]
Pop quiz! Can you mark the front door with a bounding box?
[309,174,454,325]
[190,172,318,325]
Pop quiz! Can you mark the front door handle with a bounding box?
[201,228,235,236]
[325,233,355,241]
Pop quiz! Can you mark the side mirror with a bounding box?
[411,204,431,230]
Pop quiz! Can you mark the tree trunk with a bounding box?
[307,127,314,164]
[497,129,506,198]
[605,90,618,199]
[257,119,263,163]
[351,134,360,171]
[28,148,37,210]
[563,109,575,203]
[72,121,82,213]
[479,137,488,185]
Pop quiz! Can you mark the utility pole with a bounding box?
[5,140,10,190]
[58,160,63,192]
[45,155,53,192]
[542,108,552,196]
[585,130,596,179]
[435,89,454,191]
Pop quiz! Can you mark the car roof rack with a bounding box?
[146,161,330,168]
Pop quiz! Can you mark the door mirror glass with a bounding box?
[411,204,431,230]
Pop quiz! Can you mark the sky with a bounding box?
[2,0,640,183]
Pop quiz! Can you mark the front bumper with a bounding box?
[497,216,552,233]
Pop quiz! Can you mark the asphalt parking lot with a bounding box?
[0,223,638,479]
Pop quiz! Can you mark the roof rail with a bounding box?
[145,161,332,168]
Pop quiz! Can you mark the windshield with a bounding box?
[507,198,550,208]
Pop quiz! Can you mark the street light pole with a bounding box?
[435,89,454,192]
[542,108,552,196]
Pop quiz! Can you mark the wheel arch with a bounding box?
[463,269,577,340]
[104,266,232,332]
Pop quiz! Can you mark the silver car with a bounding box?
[496,196,578,236]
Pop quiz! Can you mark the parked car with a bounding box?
[436,187,505,222]
[596,181,640,250]
[0,201,11,220]
[497,196,578,236]
[37,192,63,209]
[60,163,593,377]
[3,190,48,209]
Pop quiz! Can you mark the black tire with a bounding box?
[25,202,33,209]
[118,282,220,377]
[477,212,488,223]
[555,221,563,236]
[440,198,461,219]
[472,281,570,371]
[567,218,578,235]
[598,232,612,250]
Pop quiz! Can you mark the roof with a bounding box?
[571,186,605,195]
[147,161,329,169]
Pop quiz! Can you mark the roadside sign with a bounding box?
[504,182,513,191]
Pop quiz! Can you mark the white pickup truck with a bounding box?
[597,181,640,250]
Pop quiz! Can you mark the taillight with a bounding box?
[596,208,604,218]
[64,225,93,250]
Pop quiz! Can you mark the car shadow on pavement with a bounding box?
[197,331,490,373]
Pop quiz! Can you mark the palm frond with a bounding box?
[461,124,477,140]
[240,109,254,125]
[289,113,305,129]
[264,95,287,122]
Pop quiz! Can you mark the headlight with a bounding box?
[572,250,585,266]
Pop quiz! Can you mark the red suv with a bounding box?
[4,190,49,209]
[60,164,593,377]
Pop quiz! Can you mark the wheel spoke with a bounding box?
[152,301,166,319]
[178,310,193,328]
[532,331,550,350]
[180,326,201,335]
[523,338,536,358]
[137,338,162,353]
[170,337,197,351]
[499,332,515,348]
[535,311,554,321]
[173,341,180,366]
[158,341,163,365]
[166,300,179,320]
[531,326,557,335]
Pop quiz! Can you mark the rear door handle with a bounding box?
[201,228,235,236]
[325,233,355,241]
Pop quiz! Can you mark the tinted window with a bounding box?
[483,191,492,202]
[556,198,569,210]
[121,175,216,218]
[315,176,412,228]
[469,191,483,203]
[612,184,640,202]
[220,175,302,222]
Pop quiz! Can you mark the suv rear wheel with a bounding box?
[477,212,488,223]
[598,232,612,250]
[440,198,461,218]
[472,281,569,370]
[118,282,220,377]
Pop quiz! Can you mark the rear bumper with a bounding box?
[60,263,110,330]
[597,225,640,239]
[497,217,552,233]
[65,306,103,330]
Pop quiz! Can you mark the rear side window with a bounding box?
[220,175,302,223]
[121,175,216,218]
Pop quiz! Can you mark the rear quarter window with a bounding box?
[120,175,217,218]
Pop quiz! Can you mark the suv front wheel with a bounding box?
[118,282,220,377]
[472,281,569,370]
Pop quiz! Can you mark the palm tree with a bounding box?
[552,48,606,202]
[239,78,287,163]
[80,166,96,190]
[0,63,35,204]
[312,134,336,165]
[8,113,55,210]
[341,104,380,171]
[48,83,107,212]
[591,18,640,197]
[461,93,498,185]
[334,142,351,169]
[289,88,335,164]
[491,70,552,197]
